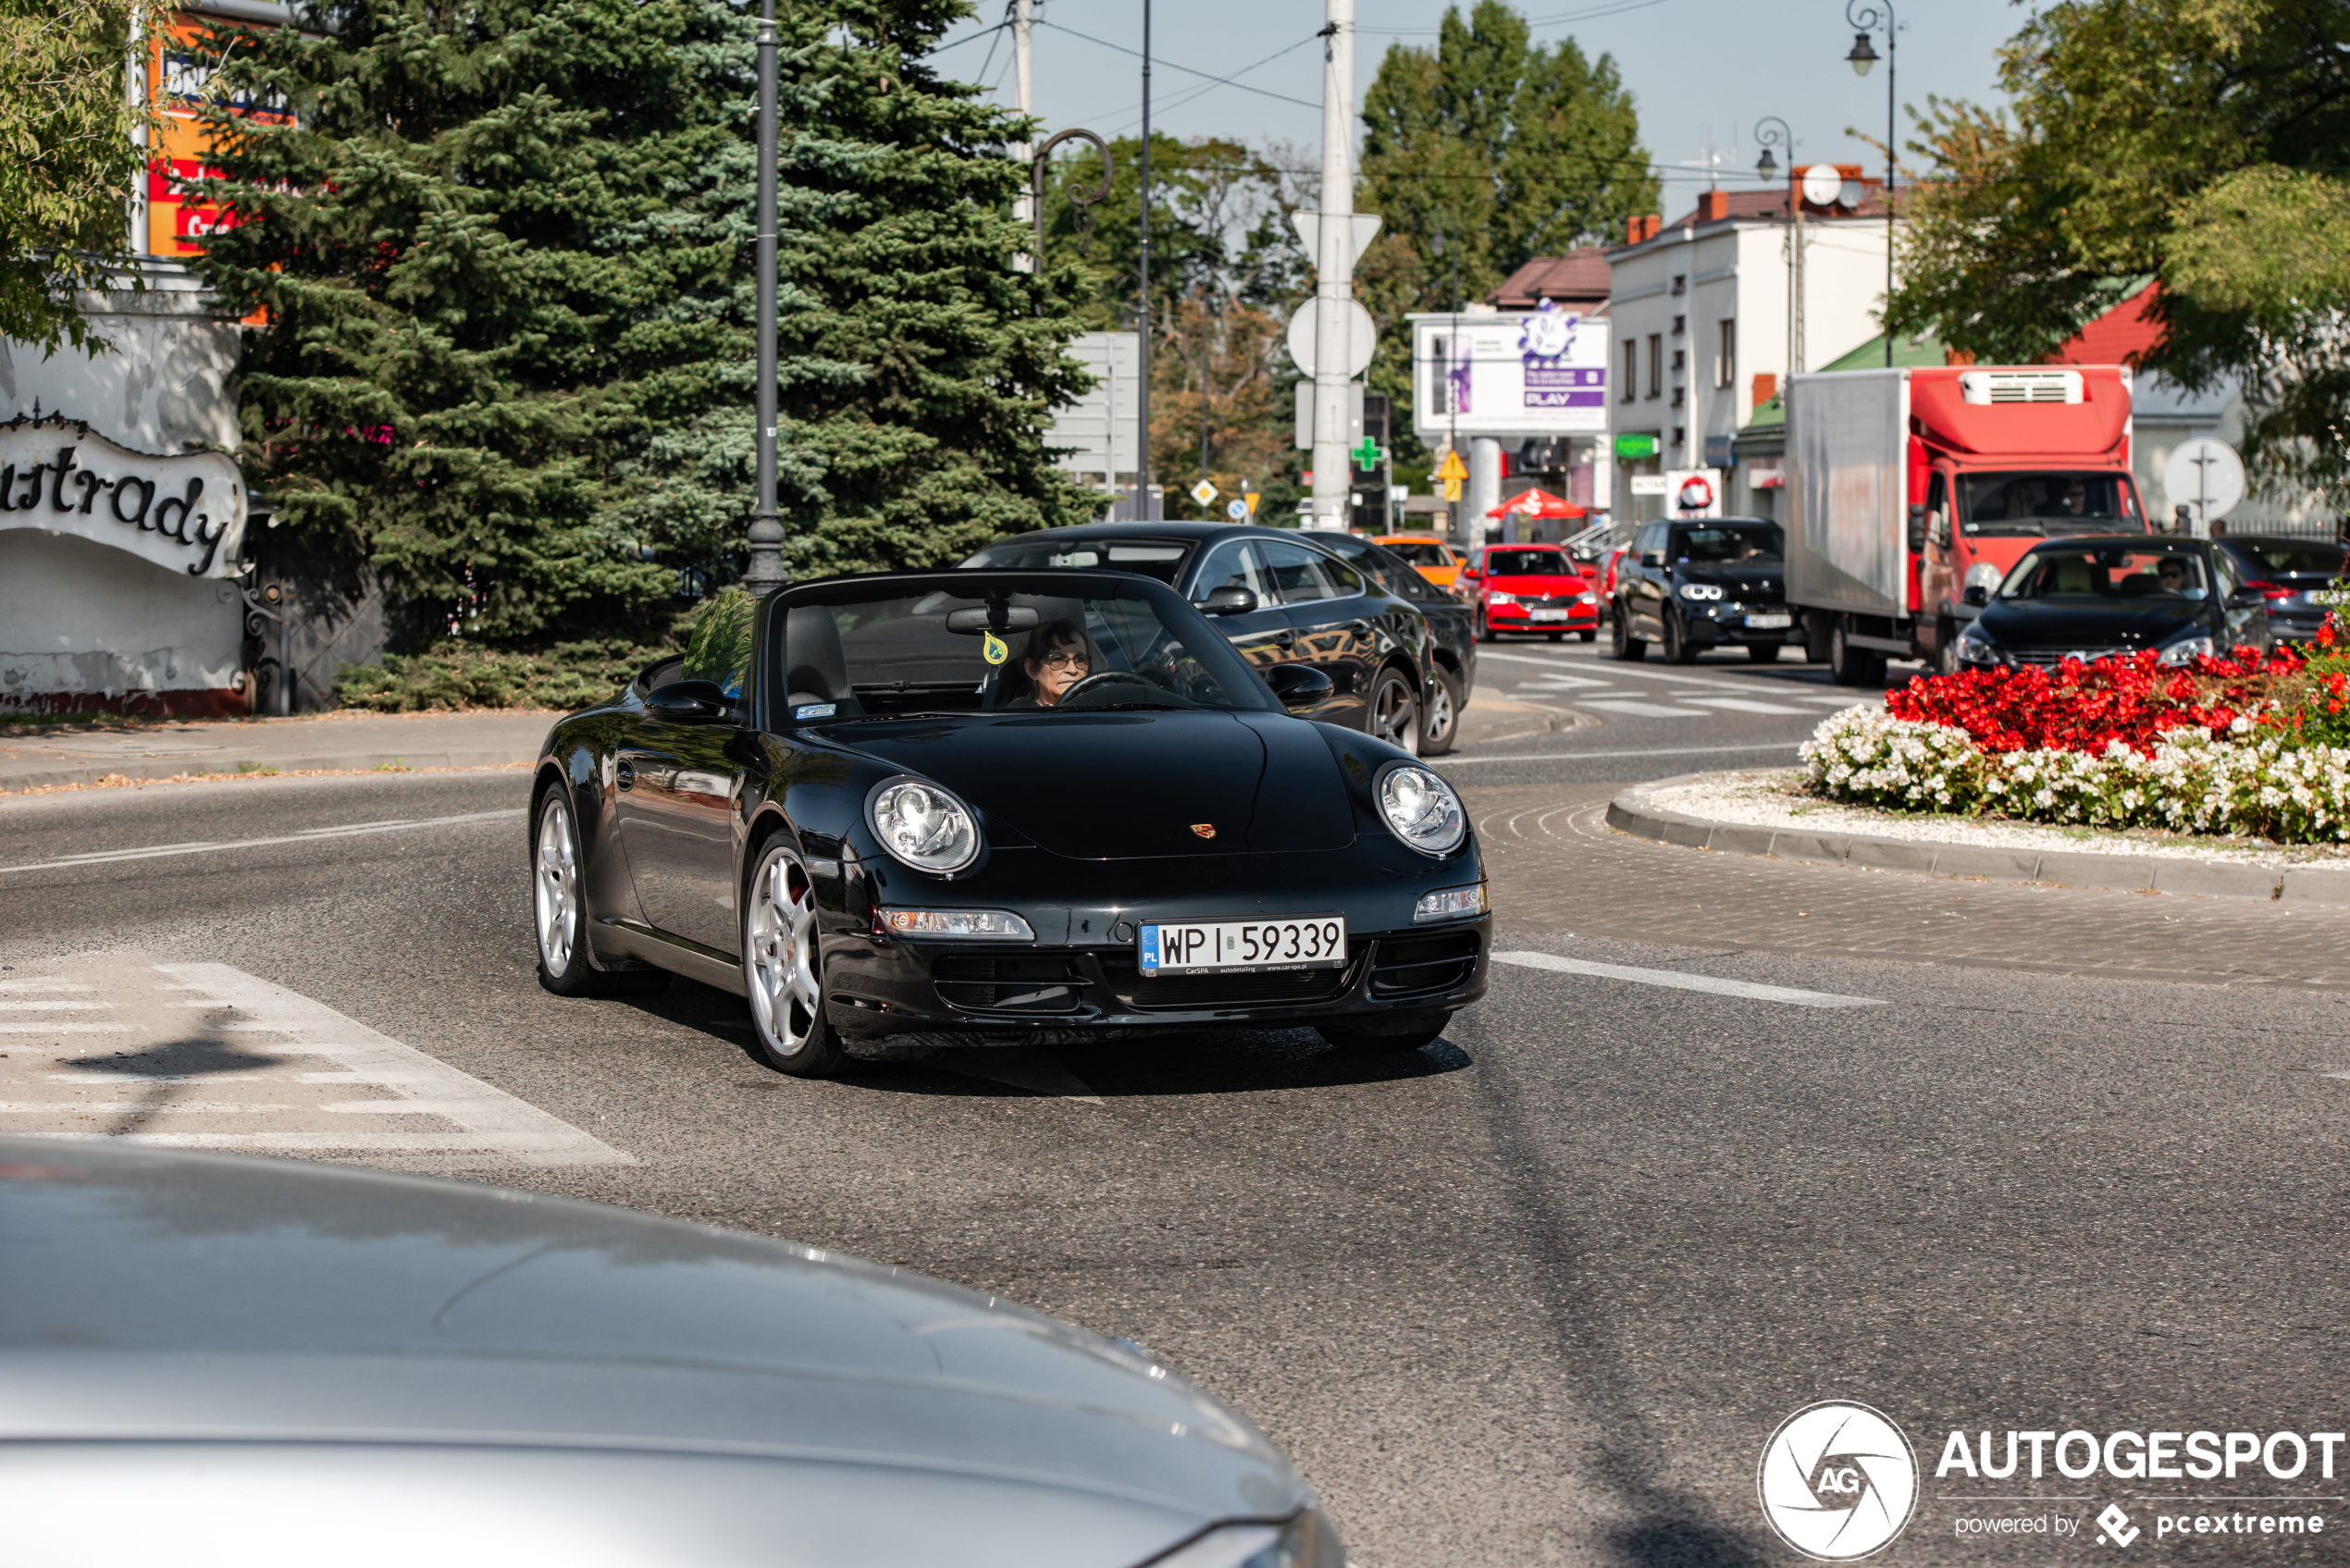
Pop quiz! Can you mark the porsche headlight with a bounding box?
[2158,634,2216,667]
[1145,1511,1345,1568]
[868,777,981,874]
[1377,763,1466,856]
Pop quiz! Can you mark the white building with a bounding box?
[1604,171,1892,521]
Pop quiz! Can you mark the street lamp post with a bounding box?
[1136,0,1152,520]
[1753,117,1799,392]
[1845,1,1896,368]
[743,0,786,593]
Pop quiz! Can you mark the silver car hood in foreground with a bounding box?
[0,1138,1312,1568]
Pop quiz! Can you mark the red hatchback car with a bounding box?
[1464,544,1600,643]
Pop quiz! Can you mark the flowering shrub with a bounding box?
[1803,706,2350,844]
[1883,645,2305,755]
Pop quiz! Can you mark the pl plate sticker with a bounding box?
[983,631,1008,665]
[794,703,835,720]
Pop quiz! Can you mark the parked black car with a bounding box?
[1951,536,2273,669]
[2213,534,2348,646]
[1609,515,1797,664]
[961,522,1474,755]
[533,571,1490,1078]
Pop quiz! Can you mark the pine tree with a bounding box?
[769,0,1098,577]
[197,0,1094,641]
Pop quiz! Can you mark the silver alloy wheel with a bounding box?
[746,847,822,1058]
[535,795,579,975]
[1423,677,1455,749]
[1368,671,1420,754]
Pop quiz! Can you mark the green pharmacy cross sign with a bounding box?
[1351,438,1382,470]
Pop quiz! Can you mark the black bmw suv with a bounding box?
[1610,516,1797,664]
[961,522,1477,755]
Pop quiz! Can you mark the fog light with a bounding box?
[876,908,1035,940]
[1413,883,1488,922]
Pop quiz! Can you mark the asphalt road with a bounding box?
[4,659,2344,1568]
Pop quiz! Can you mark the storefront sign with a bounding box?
[0,417,246,577]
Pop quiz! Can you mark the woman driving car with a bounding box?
[1010,619,1092,708]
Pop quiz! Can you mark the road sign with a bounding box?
[1243,490,1261,516]
[1225,498,1249,521]
[1291,212,1384,274]
[1435,448,1467,503]
[1190,479,1218,508]
[2162,438,2246,533]
[1285,298,1377,378]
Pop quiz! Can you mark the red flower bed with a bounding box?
[1886,645,2305,756]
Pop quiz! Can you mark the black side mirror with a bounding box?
[647,679,736,722]
[1264,663,1334,714]
[1195,585,1259,615]
[1641,549,1665,568]
[1961,585,1988,608]
[2229,586,2265,609]
[1906,504,1929,554]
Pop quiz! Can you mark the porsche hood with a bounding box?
[841,710,1355,858]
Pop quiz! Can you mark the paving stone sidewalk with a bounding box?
[0,710,553,794]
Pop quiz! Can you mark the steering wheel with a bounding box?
[1056,669,1155,707]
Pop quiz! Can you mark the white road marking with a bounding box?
[1478,647,1882,701]
[0,957,628,1167]
[0,809,523,877]
[1577,699,1711,718]
[1440,743,1804,764]
[1493,950,1887,1008]
[1688,696,1811,715]
[0,1000,118,1011]
[0,981,93,993]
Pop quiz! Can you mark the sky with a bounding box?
[930,0,2029,217]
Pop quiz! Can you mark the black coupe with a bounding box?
[1950,536,2273,669]
[530,571,1490,1077]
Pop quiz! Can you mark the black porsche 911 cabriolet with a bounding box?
[529,571,1490,1077]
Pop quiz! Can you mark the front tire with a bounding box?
[1420,668,1462,757]
[1748,642,1783,663]
[1476,610,1496,644]
[1577,628,1597,643]
[534,789,669,997]
[1829,617,1887,686]
[1367,666,1421,754]
[744,839,845,1078]
[1609,602,1647,662]
[1663,610,1700,664]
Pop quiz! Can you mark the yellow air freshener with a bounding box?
[983,631,1008,665]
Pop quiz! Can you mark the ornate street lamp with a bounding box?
[1844,2,1896,367]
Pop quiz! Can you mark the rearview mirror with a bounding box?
[945,605,1041,636]
[1906,503,1928,554]
[1264,663,1334,713]
[1961,585,1988,608]
[646,679,736,722]
[1195,586,1258,615]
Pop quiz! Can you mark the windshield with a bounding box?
[774,579,1273,722]
[1999,545,2213,601]
[1673,523,1783,563]
[1484,549,1574,577]
[959,536,1193,584]
[2232,540,2347,577]
[1960,471,2144,536]
[1382,538,1453,568]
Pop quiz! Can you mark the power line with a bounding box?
[1357,0,1673,34]
[1034,18,1322,110]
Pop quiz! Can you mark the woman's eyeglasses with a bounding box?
[1038,649,1091,672]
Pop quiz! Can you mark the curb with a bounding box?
[0,748,534,794]
[1605,773,2350,906]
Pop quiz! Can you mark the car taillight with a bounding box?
[2245,579,2295,601]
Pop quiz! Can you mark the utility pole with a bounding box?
[1198,290,1211,496]
[744,0,785,592]
[1136,0,1153,519]
[1011,0,1033,273]
[1309,0,1354,532]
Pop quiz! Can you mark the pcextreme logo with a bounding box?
[1758,1401,1922,1561]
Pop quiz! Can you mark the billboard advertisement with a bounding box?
[146,13,293,258]
[1409,302,1610,442]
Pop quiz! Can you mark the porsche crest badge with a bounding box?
[1190,823,1216,839]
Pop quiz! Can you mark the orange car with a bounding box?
[1373,534,1466,594]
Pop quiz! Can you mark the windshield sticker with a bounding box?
[794,703,836,720]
